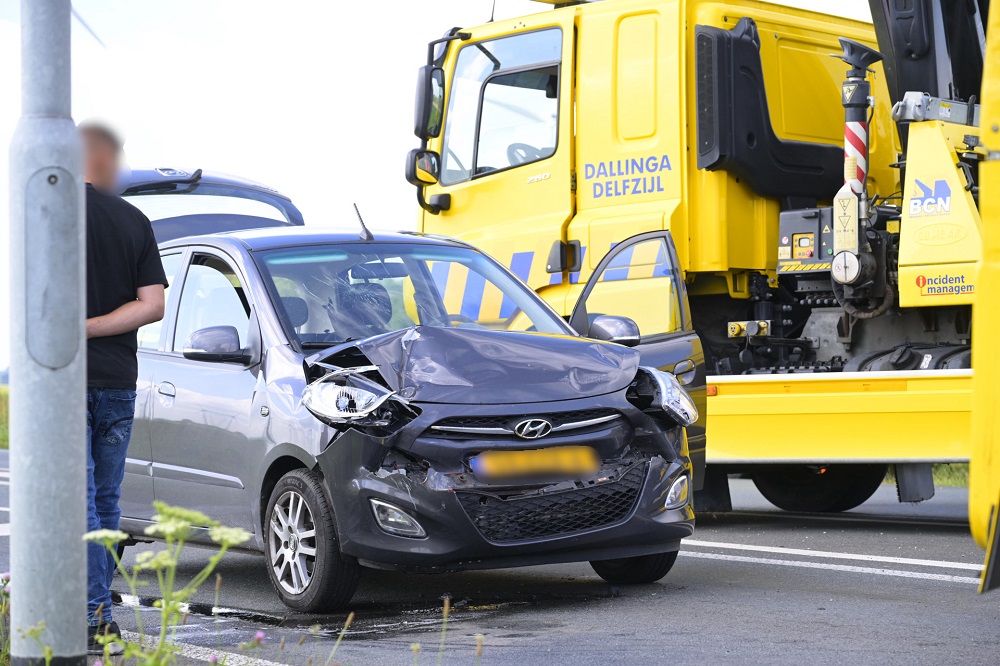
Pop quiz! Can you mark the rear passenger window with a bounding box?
[172,255,251,351]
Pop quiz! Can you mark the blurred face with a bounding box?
[82,129,120,193]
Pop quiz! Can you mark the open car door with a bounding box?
[569,230,706,486]
[970,3,1000,593]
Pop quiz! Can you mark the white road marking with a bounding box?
[679,551,982,584]
[0,524,9,537]
[685,539,983,571]
[120,630,290,666]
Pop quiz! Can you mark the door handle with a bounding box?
[157,382,176,397]
[672,359,696,384]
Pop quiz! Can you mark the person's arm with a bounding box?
[86,284,165,339]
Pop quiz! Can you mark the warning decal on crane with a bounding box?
[833,183,859,255]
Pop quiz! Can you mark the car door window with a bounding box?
[172,254,251,351]
[577,237,682,338]
[137,252,184,350]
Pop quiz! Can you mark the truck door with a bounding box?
[569,231,706,481]
[421,17,575,294]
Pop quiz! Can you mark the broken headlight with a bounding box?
[630,367,699,427]
[302,367,393,423]
[303,382,390,422]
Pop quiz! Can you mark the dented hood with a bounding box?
[309,326,640,405]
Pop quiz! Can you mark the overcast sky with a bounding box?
[0,0,871,370]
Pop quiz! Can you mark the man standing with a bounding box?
[79,121,166,653]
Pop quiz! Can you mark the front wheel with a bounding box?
[751,464,888,513]
[264,469,360,612]
[590,551,678,584]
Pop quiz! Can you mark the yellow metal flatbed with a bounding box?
[707,370,972,464]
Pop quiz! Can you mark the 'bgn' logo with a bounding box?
[909,180,951,217]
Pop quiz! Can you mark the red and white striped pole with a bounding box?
[844,118,868,196]
[839,36,882,216]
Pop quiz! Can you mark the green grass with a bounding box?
[0,386,7,450]
[885,463,969,488]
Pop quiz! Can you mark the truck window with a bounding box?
[441,28,562,185]
[583,238,682,338]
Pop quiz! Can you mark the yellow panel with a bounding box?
[969,1,1000,565]
[898,263,977,307]
[706,371,972,463]
[576,2,681,213]
[898,122,983,272]
[616,14,658,140]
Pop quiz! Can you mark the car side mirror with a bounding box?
[182,326,248,363]
[405,148,441,186]
[589,315,640,347]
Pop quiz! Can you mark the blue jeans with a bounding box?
[86,388,136,625]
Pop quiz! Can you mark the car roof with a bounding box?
[159,226,470,253]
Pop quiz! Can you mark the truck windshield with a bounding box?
[440,28,561,185]
[254,242,573,346]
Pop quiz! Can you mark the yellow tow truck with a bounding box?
[404,0,985,516]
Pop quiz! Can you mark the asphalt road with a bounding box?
[0,450,995,665]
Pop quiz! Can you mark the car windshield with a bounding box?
[254,242,573,346]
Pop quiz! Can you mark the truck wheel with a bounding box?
[590,551,678,584]
[751,464,888,512]
[265,469,360,612]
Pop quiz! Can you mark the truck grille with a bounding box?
[456,463,646,543]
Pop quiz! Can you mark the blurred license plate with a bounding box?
[471,446,600,479]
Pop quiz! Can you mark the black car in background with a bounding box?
[121,167,304,243]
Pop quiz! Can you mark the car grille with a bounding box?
[456,463,647,543]
[428,408,620,439]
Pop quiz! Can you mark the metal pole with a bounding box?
[9,0,87,663]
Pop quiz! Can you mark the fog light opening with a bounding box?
[370,499,426,538]
[665,474,690,510]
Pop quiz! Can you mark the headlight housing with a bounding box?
[302,379,392,423]
[640,366,699,427]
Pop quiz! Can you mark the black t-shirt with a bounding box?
[86,184,168,389]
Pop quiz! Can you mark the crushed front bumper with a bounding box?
[315,401,694,572]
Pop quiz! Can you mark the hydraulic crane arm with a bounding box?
[868,0,988,106]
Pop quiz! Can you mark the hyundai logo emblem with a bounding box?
[513,418,553,439]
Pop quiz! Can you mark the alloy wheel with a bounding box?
[268,489,318,595]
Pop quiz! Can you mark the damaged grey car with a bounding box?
[121,227,698,611]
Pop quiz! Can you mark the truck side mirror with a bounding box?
[414,65,445,139]
[405,149,441,186]
[589,315,640,347]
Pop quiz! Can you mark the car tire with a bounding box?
[264,469,360,612]
[590,551,678,584]
[751,464,888,513]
